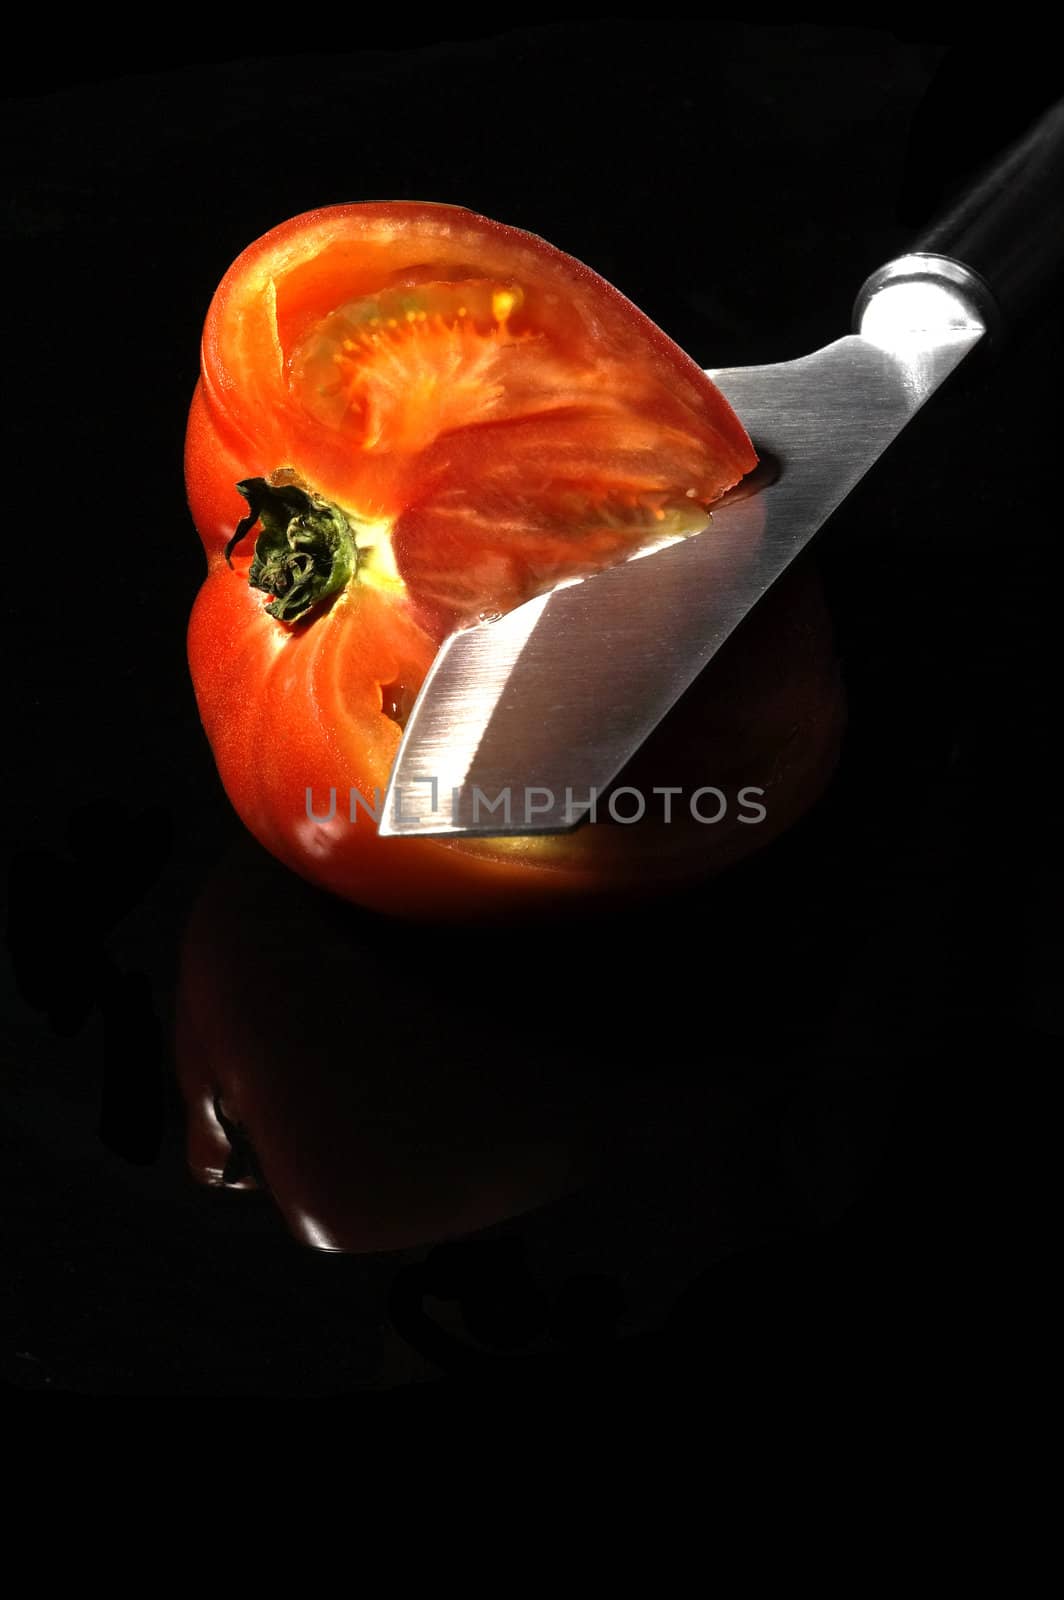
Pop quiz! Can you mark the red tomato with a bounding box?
[186,202,839,918]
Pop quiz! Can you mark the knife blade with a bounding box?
[377,253,987,838]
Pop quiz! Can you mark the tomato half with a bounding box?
[186,202,840,918]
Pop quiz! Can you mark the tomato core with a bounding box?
[292,277,530,449]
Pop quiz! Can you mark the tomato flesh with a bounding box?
[277,237,755,627]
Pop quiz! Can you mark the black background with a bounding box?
[3,22,1060,1401]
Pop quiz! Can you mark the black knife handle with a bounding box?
[914,96,1064,332]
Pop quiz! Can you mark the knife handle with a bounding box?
[910,96,1064,333]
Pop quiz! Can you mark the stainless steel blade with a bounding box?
[378,255,988,838]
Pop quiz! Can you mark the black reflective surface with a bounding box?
[4,25,1059,1399]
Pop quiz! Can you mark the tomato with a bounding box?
[186,202,840,919]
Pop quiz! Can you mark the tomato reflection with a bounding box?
[176,559,847,1254]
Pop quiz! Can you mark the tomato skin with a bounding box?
[187,203,841,919]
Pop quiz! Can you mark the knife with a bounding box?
[379,101,1064,839]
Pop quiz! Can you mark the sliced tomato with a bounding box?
[186,203,837,918]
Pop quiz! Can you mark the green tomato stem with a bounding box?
[225,477,359,623]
